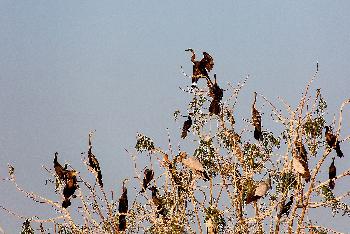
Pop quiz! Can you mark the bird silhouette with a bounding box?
[329,157,336,190]
[118,180,128,231]
[325,126,343,158]
[54,152,67,181]
[293,140,310,183]
[149,186,166,217]
[278,196,293,218]
[62,170,78,208]
[141,169,154,192]
[88,132,103,187]
[185,49,214,86]
[252,92,263,141]
[181,116,192,139]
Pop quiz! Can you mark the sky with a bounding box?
[0,1,350,232]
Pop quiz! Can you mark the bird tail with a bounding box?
[97,171,103,187]
[254,128,263,141]
[118,215,127,231]
[181,130,187,139]
[62,198,71,208]
[209,99,221,115]
[335,142,344,158]
[329,179,335,190]
[202,171,210,181]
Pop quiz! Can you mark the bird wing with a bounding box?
[183,157,204,172]
[254,182,269,197]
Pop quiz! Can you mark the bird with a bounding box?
[252,92,263,141]
[54,152,67,181]
[246,177,271,204]
[185,49,214,86]
[325,126,343,158]
[118,180,128,231]
[293,140,310,182]
[149,186,166,217]
[209,99,221,116]
[329,157,336,190]
[208,74,223,102]
[181,116,192,139]
[278,196,293,218]
[88,133,103,187]
[179,152,210,181]
[62,170,78,208]
[141,169,154,192]
[292,154,311,183]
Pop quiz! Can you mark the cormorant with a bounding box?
[185,49,214,86]
[252,92,262,141]
[62,170,78,208]
[88,132,103,187]
[149,186,166,217]
[325,126,344,158]
[54,152,67,181]
[278,196,293,218]
[141,169,154,192]
[118,181,128,231]
[179,152,210,181]
[329,157,336,190]
[181,116,192,139]
[246,177,271,204]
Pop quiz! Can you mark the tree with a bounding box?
[1,52,350,233]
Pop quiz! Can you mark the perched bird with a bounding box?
[209,99,221,116]
[118,181,128,231]
[246,177,271,204]
[329,157,336,190]
[88,133,103,187]
[208,74,223,102]
[185,49,214,86]
[325,126,344,158]
[54,152,67,181]
[141,169,154,192]
[62,170,78,208]
[278,196,294,218]
[149,186,166,217]
[293,140,310,182]
[252,92,263,141]
[181,116,192,139]
[179,152,210,181]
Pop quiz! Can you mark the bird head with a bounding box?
[324,126,330,132]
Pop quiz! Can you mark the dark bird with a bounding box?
[185,49,214,86]
[54,152,67,181]
[209,99,221,116]
[325,126,344,158]
[181,116,192,139]
[295,140,308,163]
[252,92,263,141]
[208,74,223,102]
[62,170,78,208]
[88,132,103,187]
[118,181,128,231]
[278,196,293,218]
[329,157,336,190]
[246,177,271,204]
[141,169,154,192]
[149,186,166,217]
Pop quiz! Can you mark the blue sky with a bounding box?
[0,1,349,232]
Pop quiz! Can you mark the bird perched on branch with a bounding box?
[246,176,271,204]
[252,92,263,141]
[54,152,67,181]
[62,170,78,208]
[293,140,310,182]
[209,99,221,116]
[118,180,128,231]
[329,157,336,190]
[181,116,192,139]
[208,74,223,102]
[185,49,214,86]
[88,132,103,187]
[179,152,210,181]
[141,168,154,192]
[325,126,344,158]
[149,186,166,217]
[278,195,293,218]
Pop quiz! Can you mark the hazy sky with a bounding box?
[1,1,349,232]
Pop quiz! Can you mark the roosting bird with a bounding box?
[118,181,128,231]
[278,195,294,218]
[246,177,271,204]
[208,74,223,102]
[329,157,336,190]
[54,152,67,181]
[141,168,154,192]
[88,132,103,187]
[149,186,166,217]
[293,140,310,182]
[181,116,192,139]
[62,170,78,208]
[252,92,263,141]
[185,49,214,86]
[179,152,210,181]
[209,99,221,116]
[325,126,344,158]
